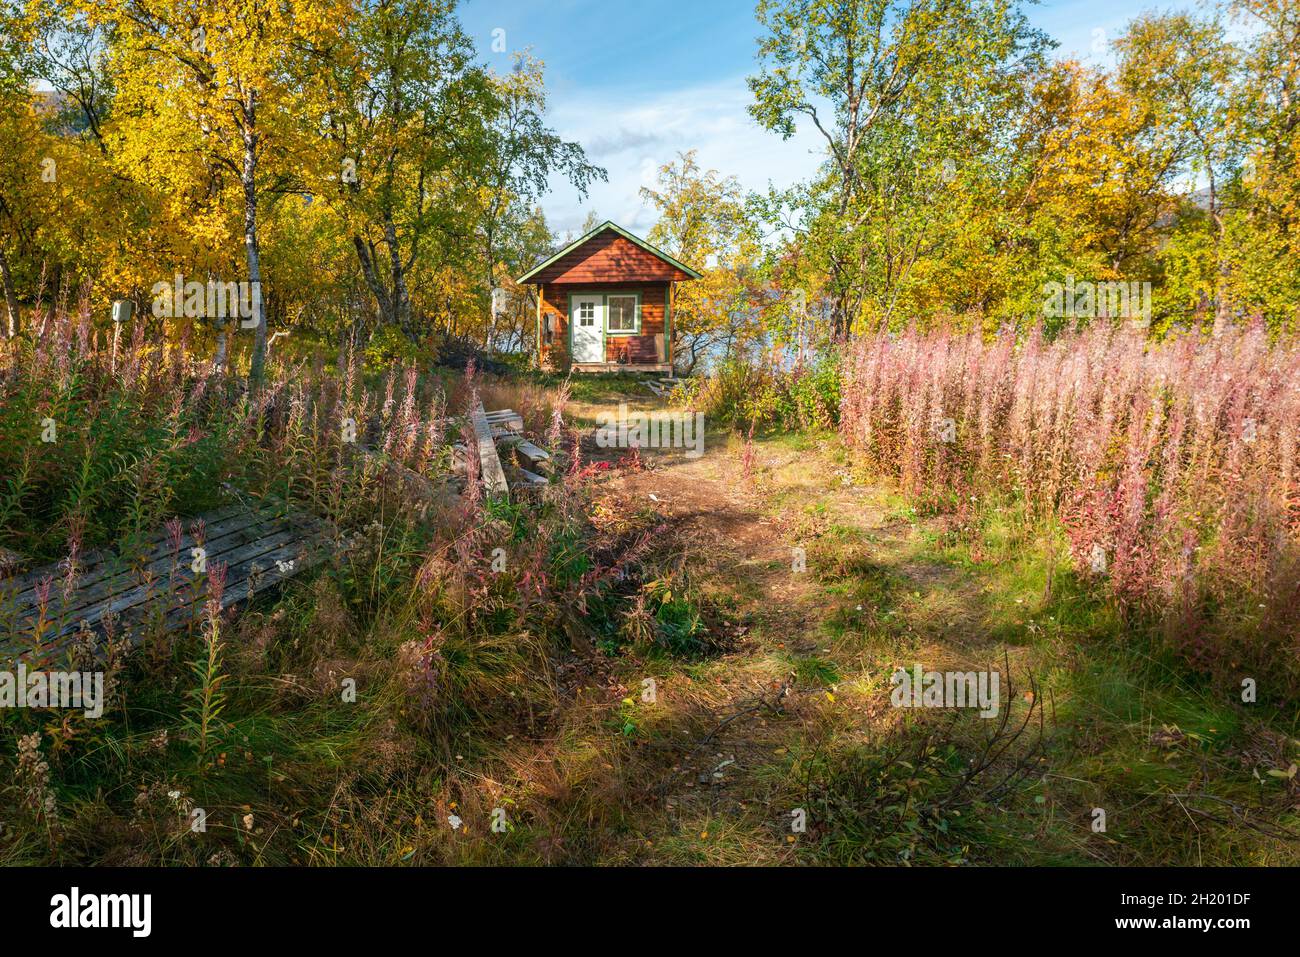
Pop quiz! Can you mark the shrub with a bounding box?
[677,351,842,431]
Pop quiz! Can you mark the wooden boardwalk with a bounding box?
[0,504,334,662]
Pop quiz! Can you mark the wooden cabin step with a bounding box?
[572,362,674,374]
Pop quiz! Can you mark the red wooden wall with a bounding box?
[529,232,694,285]
[539,282,668,365]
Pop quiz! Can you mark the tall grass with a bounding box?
[839,323,1300,695]
[0,293,452,563]
[0,297,715,865]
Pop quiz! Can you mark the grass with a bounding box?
[537,399,1299,866]
[2,348,1296,867]
[528,369,667,407]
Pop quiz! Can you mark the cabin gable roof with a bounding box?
[517,221,703,284]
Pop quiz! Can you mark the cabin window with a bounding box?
[606,294,639,333]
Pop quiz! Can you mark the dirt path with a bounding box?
[485,387,1296,866]
[574,398,978,863]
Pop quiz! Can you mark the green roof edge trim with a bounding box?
[516,221,704,283]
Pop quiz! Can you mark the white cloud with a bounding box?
[540,75,827,236]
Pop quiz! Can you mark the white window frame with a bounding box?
[605,292,640,335]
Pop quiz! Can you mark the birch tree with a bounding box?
[83,0,341,382]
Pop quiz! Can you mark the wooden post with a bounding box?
[110,299,133,373]
[666,283,674,366]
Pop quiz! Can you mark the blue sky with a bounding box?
[457,0,1199,236]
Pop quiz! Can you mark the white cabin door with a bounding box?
[571,295,604,363]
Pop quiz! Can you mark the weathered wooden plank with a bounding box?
[513,467,548,486]
[13,528,332,666]
[470,400,509,501]
[0,507,334,663]
[3,508,292,617]
[155,533,330,636]
[26,524,316,644]
[513,440,551,470]
[6,512,283,616]
[484,409,525,431]
[3,504,249,600]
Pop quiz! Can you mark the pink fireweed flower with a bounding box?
[166,518,183,557]
[205,562,228,624]
[34,575,53,616]
[59,520,84,597]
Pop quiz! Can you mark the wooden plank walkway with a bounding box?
[0,504,334,663]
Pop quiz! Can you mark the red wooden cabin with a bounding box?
[517,221,701,373]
